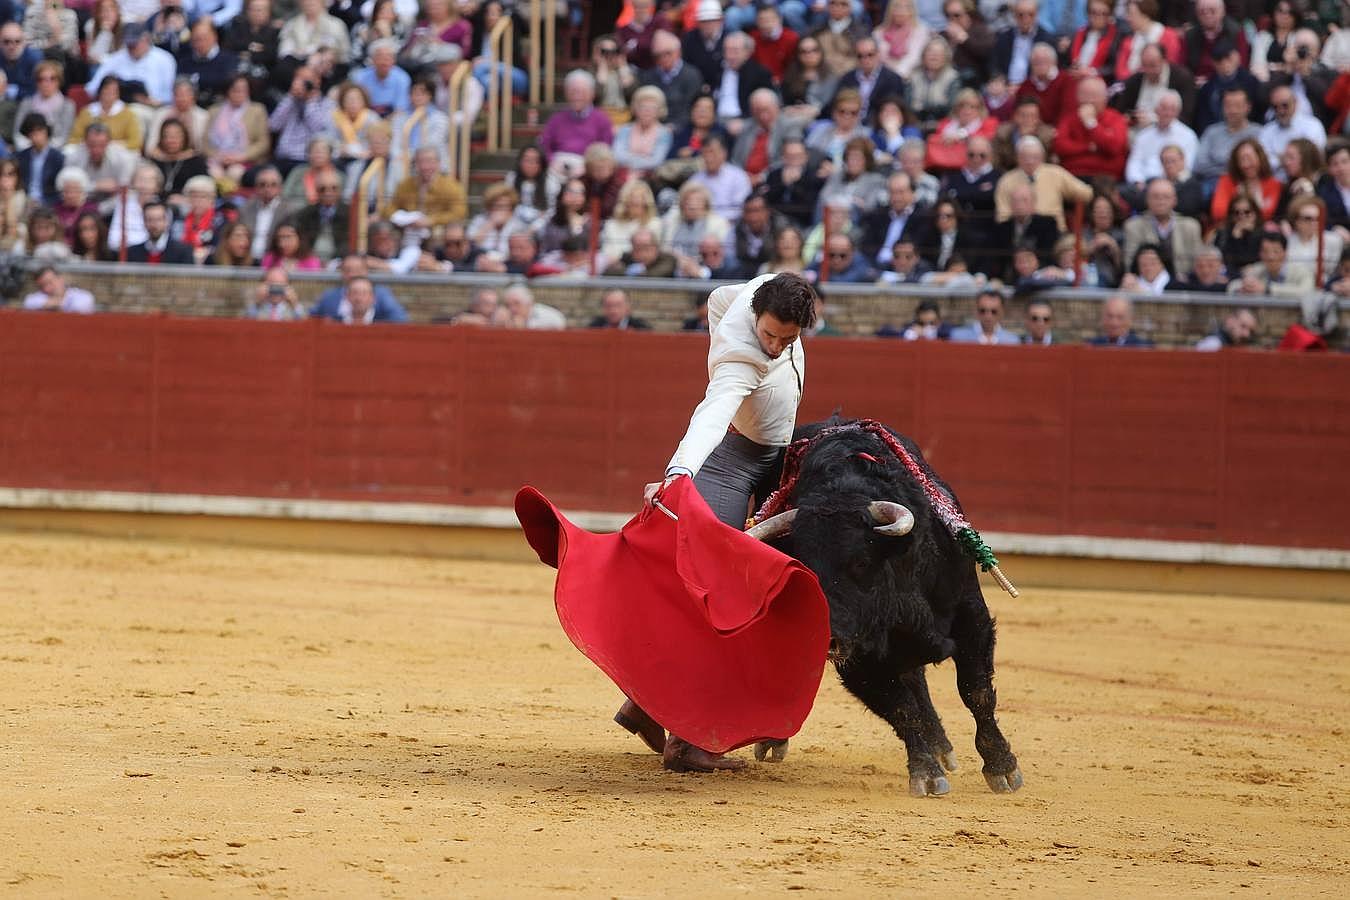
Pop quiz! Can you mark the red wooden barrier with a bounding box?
[2,311,1349,550]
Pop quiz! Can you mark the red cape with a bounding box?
[514,477,830,754]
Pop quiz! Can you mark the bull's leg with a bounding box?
[908,669,957,773]
[837,654,949,797]
[950,584,1022,793]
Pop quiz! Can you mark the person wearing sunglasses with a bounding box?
[1284,195,1344,284]
[1258,84,1327,180]
[950,289,1020,344]
[1021,300,1054,344]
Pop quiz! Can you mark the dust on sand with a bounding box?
[1,532,1346,896]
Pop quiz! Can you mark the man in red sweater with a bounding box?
[1053,76,1128,180]
[749,4,797,83]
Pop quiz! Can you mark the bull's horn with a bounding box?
[746,508,797,541]
[868,501,915,536]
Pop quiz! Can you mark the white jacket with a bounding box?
[666,274,805,477]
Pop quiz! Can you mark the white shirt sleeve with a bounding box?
[665,356,762,478]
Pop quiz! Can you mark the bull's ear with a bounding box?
[868,501,914,536]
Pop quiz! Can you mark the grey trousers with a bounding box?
[693,431,787,529]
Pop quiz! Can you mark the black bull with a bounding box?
[747,418,1022,797]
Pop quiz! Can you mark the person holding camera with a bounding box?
[267,65,336,178]
[246,266,307,321]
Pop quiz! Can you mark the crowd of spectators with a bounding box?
[2,0,1348,346]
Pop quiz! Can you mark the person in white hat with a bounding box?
[684,0,727,85]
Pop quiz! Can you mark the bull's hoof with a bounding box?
[938,750,959,772]
[754,739,789,762]
[983,767,1024,793]
[908,773,951,797]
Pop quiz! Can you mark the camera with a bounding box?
[268,284,287,297]
[303,79,317,92]
[1295,45,1310,60]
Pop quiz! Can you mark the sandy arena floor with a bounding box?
[1,530,1347,897]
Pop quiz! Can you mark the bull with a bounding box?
[746,416,1023,797]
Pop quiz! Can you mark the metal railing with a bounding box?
[350,156,387,254]
[485,15,514,152]
[446,62,473,186]
[528,0,556,108]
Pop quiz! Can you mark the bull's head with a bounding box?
[749,499,916,662]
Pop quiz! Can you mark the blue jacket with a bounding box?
[310,284,409,323]
[949,324,1022,345]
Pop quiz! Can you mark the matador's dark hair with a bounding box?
[751,272,818,328]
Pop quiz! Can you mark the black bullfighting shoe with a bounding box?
[614,699,666,754]
[661,735,747,773]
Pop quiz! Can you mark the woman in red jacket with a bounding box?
[1211,138,1282,223]
[1113,0,1184,84]
[1067,0,1123,79]
[925,88,998,172]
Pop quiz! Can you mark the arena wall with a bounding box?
[2,310,1348,555]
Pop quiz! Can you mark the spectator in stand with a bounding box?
[810,232,877,283]
[177,174,228,264]
[1185,0,1249,82]
[501,231,538,276]
[1212,138,1281,222]
[940,135,998,240]
[950,290,1019,344]
[660,179,730,258]
[246,266,307,321]
[238,166,294,263]
[535,177,592,255]
[51,166,97,241]
[1079,193,1124,288]
[1277,138,1324,219]
[1112,44,1196,135]
[1113,0,1183,85]
[23,0,79,60]
[1022,299,1054,344]
[1170,245,1232,293]
[992,95,1051,171]
[466,183,525,255]
[763,138,824,228]
[1318,144,1350,234]
[1251,1,1300,83]
[1260,85,1327,178]
[22,266,94,313]
[1119,242,1171,295]
[819,135,887,218]
[812,0,870,78]
[85,21,177,107]
[1195,87,1261,192]
[892,297,948,339]
[203,75,269,187]
[269,66,336,177]
[12,61,71,151]
[402,0,469,70]
[65,124,136,209]
[500,282,566,330]
[992,0,1051,86]
[899,138,941,208]
[599,179,661,262]
[1122,91,1198,199]
[1195,308,1258,350]
[860,170,923,267]
[311,255,409,323]
[994,135,1090,230]
[1053,76,1128,181]
[71,76,143,151]
[389,77,449,179]
[619,0,661,71]
[146,80,209,164]
[83,0,124,69]
[1089,295,1152,347]
[293,170,349,263]
[780,33,836,129]
[613,86,673,175]
[873,0,930,79]
[580,143,628,221]
[19,206,71,263]
[363,220,423,275]
[989,183,1058,278]
[152,120,209,204]
[689,134,752,224]
[1161,145,1207,221]
[805,87,871,165]
[1213,193,1265,275]
[432,44,484,130]
[1195,41,1262,137]
[222,0,279,93]
[925,87,996,172]
[15,112,60,206]
[1271,29,1335,126]
[70,212,113,263]
[1065,0,1121,80]
[352,38,410,116]
[210,221,257,268]
[905,35,960,130]
[589,288,652,330]
[1013,42,1068,127]
[940,0,992,85]
[127,201,194,264]
[760,225,808,276]
[685,0,727,86]
[1123,178,1202,278]
[912,198,979,271]
[436,222,479,272]
[283,137,343,206]
[750,4,798,82]
[147,2,189,57]
[0,158,20,251]
[176,18,237,108]
[731,88,786,187]
[107,163,162,252]
[1228,231,1314,298]
[878,237,932,284]
[730,193,785,276]
[331,82,381,168]
[382,145,468,229]
[449,286,501,327]
[640,30,705,131]
[261,222,322,271]
[674,231,738,279]
[539,70,613,179]
[603,226,677,277]
[826,36,904,124]
[713,31,774,138]
[0,21,38,100]
[1284,195,1344,283]
[278,0,352,79]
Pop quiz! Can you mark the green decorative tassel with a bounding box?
[956,527,1000,572]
